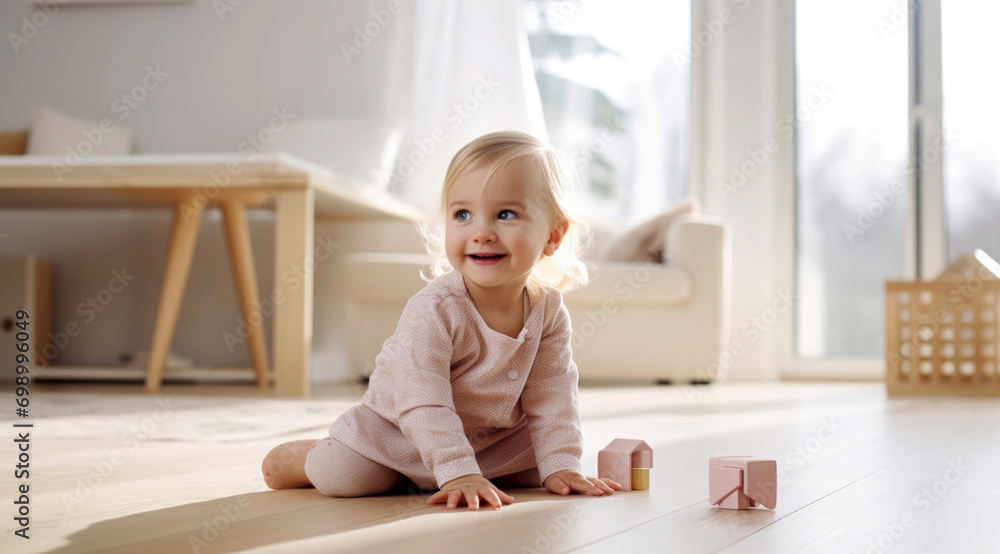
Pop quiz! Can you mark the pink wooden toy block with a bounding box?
[708,456,777,509]
[598,439,653,491]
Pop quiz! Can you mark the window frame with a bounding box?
[776,0,946,380]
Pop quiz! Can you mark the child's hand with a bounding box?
[544,470,621,496]
[425,474,515,511]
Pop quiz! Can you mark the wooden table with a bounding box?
[0,154,426,397]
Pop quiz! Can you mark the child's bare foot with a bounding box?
[262,439,318,490]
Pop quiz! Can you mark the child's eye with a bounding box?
[498,210,518,221]
[453,209,471,222]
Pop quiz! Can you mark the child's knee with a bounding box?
[304,438,352,496]
[305,463,371,498]
[304,438,398,498]
[310,475,371,498]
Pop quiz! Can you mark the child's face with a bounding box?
[445,160,564,294]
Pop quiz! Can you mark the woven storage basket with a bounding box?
[885,251,1000,396]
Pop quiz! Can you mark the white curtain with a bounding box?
[389,0,548,211]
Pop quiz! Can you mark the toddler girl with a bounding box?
[262,130,620,510]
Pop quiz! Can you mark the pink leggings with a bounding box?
[304,437,542,497]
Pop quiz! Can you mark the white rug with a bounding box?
[4,393,356,442]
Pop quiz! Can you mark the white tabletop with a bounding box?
[0,152,429,220]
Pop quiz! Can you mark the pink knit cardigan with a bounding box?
[329,270,583,490]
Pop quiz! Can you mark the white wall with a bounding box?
[0,0,412,151]
[692,0,791,382]
[0,0,419,382]
[0,0,795,384]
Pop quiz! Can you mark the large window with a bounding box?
[942,2,1000,262]
[794,0,1000,363]
[794,1,909,357]
[524,0,690,221]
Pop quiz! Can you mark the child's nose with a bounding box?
[472,225,497,243]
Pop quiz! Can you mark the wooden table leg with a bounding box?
[273,187,314,397]
[221,201,270,389]
[146,196,204,393]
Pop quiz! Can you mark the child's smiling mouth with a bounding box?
[468,253,508,265]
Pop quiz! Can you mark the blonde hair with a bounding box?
[418,130,591,292]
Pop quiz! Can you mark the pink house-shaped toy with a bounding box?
[598,439,653,491]
[708,456,777,509]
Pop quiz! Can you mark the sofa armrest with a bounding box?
[665,214,732,363]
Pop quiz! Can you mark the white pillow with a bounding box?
[26,106,133,157]
[597,197,701,264]
[264,117,402,189]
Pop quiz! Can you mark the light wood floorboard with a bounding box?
[2,382,998,553]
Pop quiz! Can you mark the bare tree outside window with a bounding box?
[524,0,690,222]
[795,1,909,357]
[942,2,1000,262]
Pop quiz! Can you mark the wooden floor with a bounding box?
[3,381,999,553]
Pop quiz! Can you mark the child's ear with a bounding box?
[543,219,569,257]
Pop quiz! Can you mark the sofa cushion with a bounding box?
[345,252,692,308]
[26,106,133,156]
[344,252,435,303]
[596,197,701,263]
[565,263,692,308]
[264,117,402,189]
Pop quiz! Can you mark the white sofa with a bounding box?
[343,214,731,383]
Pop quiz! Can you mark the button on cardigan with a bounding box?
[329,270,584,490]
